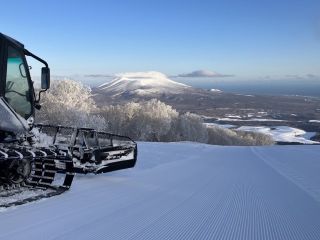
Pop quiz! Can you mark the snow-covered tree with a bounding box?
[36,79,107,130]
[207,125,274,146]
[101,99,179,141]
[102,102,141,136]
[132,99,179,141]
[172,112,208,143]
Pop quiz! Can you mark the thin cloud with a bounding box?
[286,74,301,79]
[176,70,233,78]
[306,74,319,79]
[286,74,319,80]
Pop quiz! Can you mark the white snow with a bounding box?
[217,117,284,122]
[236,94,255,97]
[225,114,242,119]
[237,126,319,144]
[204,122,236,129]
[0,189,55,209]
[30,128,55,147]
[1,142,320,239]
[248,118,285,122]
[248,118,284,122]
[98,71,191,96]
[309,120,320,123]
[210,88,222,93]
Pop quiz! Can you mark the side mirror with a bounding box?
[41,67,50,89]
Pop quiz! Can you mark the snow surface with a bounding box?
[309,120,320,123]
[224,114,242,119]
[98,71,191,96]
[217,117,285,122]
[1,142,320,239]
[237,126,319,144]
[204,123,236,129]
[210,88,222,93]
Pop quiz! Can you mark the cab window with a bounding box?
[5,46,32,119]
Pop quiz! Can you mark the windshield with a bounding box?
[5,46,32,119]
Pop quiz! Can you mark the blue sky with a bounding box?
[1,0,319,84]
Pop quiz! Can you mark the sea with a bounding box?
[184,79,320,98]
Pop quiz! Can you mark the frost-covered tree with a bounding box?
[172,112,208,143]
[36,79,107,130]
[207,125,274,146]
[101,100,210,142]
[102,99,179,141]
[132,99,179,141]
[102,102,141,136]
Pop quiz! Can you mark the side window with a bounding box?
[5,46,32,119]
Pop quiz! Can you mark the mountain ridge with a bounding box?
[98,71,192,97]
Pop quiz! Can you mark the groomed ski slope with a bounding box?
[1,142,320,240]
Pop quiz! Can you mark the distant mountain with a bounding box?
[98,71,192,97]
[92,71,320,123]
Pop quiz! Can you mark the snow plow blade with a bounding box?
[35,124,137,174]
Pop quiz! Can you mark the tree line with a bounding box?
[36,80,274,146]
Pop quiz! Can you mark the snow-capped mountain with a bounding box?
[98,71,192,96]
